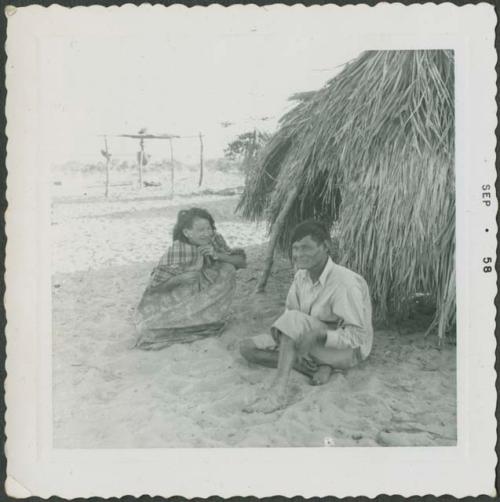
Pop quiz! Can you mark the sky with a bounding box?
[39,8,365,166]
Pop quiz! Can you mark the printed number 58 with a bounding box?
[483,257,493,273]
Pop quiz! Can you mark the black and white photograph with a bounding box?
[50,46,457,447]
[4,3,496,498]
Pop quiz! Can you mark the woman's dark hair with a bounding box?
[290,219,331,247]
[173,207,216,243]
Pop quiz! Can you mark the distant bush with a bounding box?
[206,158,241,173]
[54,158,193,175]
[224,130,271,173]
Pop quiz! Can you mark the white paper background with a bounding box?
[5,3,497,497]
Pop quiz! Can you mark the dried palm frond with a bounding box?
[238,50,455,339]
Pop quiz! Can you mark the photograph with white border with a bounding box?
[4,3,497,498]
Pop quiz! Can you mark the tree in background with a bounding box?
[224,130,271,172]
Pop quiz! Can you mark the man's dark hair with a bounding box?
[173,207,216,243]
[290,219,330,246]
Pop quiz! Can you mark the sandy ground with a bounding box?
[52,190,456,448]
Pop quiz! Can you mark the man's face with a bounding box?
[291,235,328,270]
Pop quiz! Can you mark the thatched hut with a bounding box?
[238,50,455,339]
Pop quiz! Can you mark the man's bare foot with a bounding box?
[310,365,333,386]
[243,387,287,414]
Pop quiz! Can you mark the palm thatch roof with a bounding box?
[238,50,455,338]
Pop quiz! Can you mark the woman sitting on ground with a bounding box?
[135,207,246,350]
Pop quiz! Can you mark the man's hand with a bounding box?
[296,328,327,356]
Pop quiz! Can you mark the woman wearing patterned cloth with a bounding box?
[135,207,246,350]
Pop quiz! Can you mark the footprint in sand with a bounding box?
[192,375,232,394]
[376,430,435,447]
[242,382,304,414]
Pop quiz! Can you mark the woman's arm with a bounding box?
[210,233,247,270]
[214,252,247,269]
[147,270,200,294]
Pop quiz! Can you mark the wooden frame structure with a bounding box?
[99,131,205,197]
[118,132,180,197]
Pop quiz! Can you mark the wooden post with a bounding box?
[243,129,258,172]
[103,136,110,198]
[198,132,204,187]
[138,138,145,189]
[256,186,298,293]
[168,137,175,199]
[249,128,258,166]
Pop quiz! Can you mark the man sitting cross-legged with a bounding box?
[240,220,373,413]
